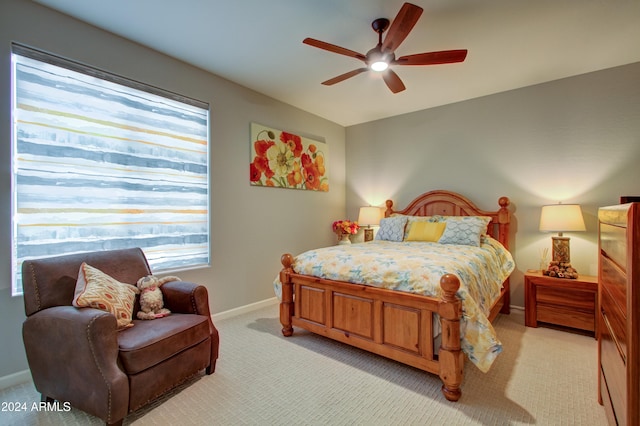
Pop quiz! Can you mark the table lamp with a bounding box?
[539,203,586,264]
[358,206,382,242]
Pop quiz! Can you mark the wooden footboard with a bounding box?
[279,253,464,401]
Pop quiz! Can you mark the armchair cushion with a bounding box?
[72,263,139,329]
[117,314,211,374]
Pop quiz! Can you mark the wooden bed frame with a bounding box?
[279,190,511,401]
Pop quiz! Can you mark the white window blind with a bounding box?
[11,43,210,296]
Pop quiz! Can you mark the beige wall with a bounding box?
[346,61,640,308]
[0,0,346,378]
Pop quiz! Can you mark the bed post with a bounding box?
[280,254,294,337]
[438,273,464,402]
[384,199,394,217]
[497,197,510,248]
[498,196,511,314]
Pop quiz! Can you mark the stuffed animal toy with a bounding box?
[136,275,181,320]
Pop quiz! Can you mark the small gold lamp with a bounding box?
[358,206,382,242]
[539,203,586,264]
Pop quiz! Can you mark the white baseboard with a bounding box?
[210,300,524,319]
[0,370,32,390]
[212,297,278,321]
[210,299,523,317]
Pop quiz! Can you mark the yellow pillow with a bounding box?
[72,263,139,329]
[405,221,446,242]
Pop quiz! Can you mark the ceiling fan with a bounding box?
[303,2,467,94]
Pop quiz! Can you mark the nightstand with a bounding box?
[524,271,598,336]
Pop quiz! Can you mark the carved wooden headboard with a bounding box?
[384,190,511,250]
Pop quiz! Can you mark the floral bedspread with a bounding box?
[273,237,515,372]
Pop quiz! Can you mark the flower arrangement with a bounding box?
[250,124,328,192]
[332,220,360,235]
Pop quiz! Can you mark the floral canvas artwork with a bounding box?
[250,123,328,191]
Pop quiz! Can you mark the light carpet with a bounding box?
[0,305,608,425]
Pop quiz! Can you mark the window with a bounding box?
[11,43,210,296]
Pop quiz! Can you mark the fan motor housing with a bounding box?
[371,18,390,33]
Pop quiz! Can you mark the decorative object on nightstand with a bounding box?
[538,247,549,273]
[539,203,585,278]
[357,206,382,242]
[332,219,360,245]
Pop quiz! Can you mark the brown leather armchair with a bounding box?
[22,248,219,426]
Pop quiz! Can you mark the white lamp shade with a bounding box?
[358,206,382,226]
[539,204,586,232]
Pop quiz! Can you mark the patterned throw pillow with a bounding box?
[437,216,492,246]
[375,216,408,242]
[72,263,139,329]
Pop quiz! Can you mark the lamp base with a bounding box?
[551,235,570,264]
[364,228,374,242]
[544,235,579,278]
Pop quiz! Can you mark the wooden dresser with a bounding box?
[598,203,640,426]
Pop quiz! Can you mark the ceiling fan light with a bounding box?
[370,61,388,72]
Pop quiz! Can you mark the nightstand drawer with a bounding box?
[537,303,595,331]
[536,286,595,310]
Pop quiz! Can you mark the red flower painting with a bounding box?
[250,123,328,191]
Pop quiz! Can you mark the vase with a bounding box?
[338,233,351,245]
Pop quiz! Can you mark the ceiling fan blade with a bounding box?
[395,49,468,66]
[382,69,406,94]
[321,68,369,86]
[381,2,423,54]
[303,38,366,62]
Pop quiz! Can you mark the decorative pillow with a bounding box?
[403,215,438,239]
[406,221,446,242]
[375,216,408,242]
[72,263,139,329]
[437,216,492,246]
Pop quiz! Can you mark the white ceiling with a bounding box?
[34,0,640,127]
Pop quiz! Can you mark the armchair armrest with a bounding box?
[161,281,219,374]
[22,306,129,424]
[162,281,211,317]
